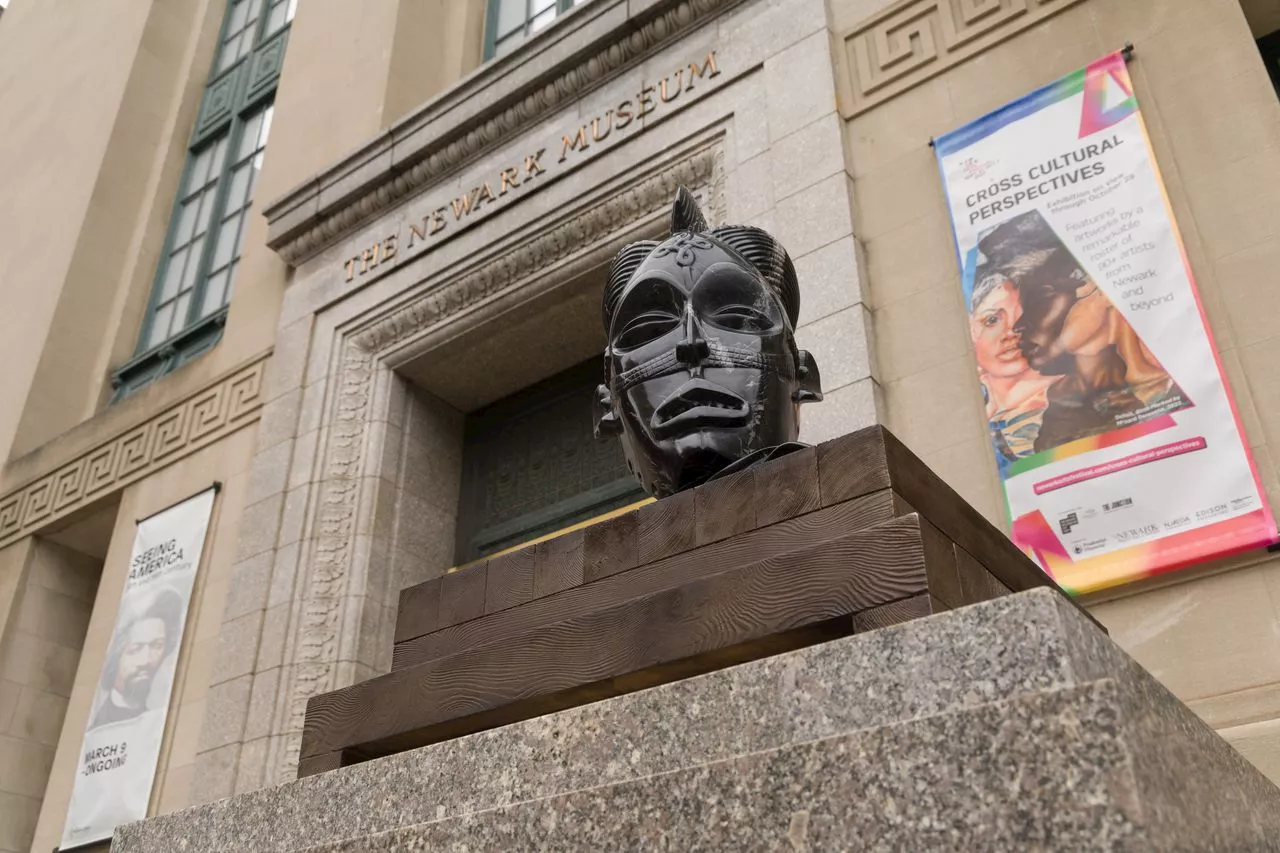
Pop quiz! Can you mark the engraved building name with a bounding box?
[341,50,722,281]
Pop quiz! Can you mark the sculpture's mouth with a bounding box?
[651,378,749,437]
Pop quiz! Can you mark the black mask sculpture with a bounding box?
[595,187,822,498]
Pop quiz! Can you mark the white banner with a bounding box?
[60,487,217,849]
[934,52,1275,593]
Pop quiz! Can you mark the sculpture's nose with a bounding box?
[675,308,710,367]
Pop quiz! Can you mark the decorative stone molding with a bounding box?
[836,0,1086,118]
[268,147,722,784]
[267,338,373,785]
[265,0,736,266]
[0,356,267,549]
[355,147,725,356]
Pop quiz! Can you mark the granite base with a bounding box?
[114,590,1280,851]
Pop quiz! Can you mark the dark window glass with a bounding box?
[454,359,645,563]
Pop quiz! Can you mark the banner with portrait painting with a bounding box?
[60,487,217,850]
[933,51,1275,593]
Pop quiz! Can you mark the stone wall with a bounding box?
[24,425,260,851]
[0,0,492,841]
[0,541,98,853]
[195,0,883,800]
[830,0,1280,779]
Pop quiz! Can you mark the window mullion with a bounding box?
[184,117,245,332]
[249,0,272,51]
[137,153,205,355]
[483,0,499,59]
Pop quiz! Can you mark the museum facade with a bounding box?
[0,0,1278,848]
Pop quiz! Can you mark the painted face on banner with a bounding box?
[1016,276,1112,372]
[970,278,1030,378]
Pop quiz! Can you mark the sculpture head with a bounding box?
[595,187,822,498]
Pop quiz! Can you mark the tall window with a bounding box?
[484,0,589,59]
[112,0,295,400]
[454,359,645,563]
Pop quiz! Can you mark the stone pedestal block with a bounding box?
[115,589,1280,851]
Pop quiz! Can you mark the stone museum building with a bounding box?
[0,0,1279,848]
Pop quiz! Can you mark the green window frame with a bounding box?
[111,0,296,401]
[484,0,590,60]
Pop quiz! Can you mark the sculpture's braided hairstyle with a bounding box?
[602,187,800,336]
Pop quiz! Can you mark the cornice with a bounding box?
[263,0,738,266]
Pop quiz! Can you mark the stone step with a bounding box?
[114,590,1280,852]
[294,677,1278,852]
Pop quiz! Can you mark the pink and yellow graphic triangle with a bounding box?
[1079,52,1136,137]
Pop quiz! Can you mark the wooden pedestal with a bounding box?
[297,425,1087,778]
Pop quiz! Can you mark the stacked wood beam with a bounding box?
[298,426,1084,777]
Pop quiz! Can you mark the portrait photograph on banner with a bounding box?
[935,51,1276,593]
[59,488,217,850]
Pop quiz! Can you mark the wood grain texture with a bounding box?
[297,750,346,779]
[583,509,637,583]
[873,432,1096,627]
[392,489,896,671]
[753,446,821,527]
[439,563,487,628]
[852,593,933,632]
[956,544,1011,604]
[880,431,1085,617]
[304,515,928,761]
[920,518,963,609]
[636,488,696,565]
[534,528,585,597]
[395,577,441,644]
[485,548,535,614]
[695,465,756,546]
[817,426,890,507]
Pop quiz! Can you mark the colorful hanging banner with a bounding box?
[60,488,217,850]
[933,51,1275,593]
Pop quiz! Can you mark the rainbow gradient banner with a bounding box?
[934,51,1275,593]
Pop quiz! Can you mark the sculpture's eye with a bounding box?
[709,306,774,333]
[613,279,684,351]
[695,266,782,336]
[616,311,681,350]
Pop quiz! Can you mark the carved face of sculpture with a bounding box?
[595,188,822,497]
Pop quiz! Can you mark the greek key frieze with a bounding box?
[838,0,1085,117]
[0,357,267,548]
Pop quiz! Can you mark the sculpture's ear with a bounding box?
[593,383,622,438]
[671,186,708,234]
[793,351,823,404]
